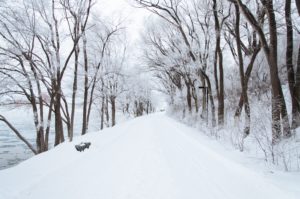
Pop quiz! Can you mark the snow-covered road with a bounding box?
[0,113,298,199]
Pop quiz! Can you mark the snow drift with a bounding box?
[0,113,299,199]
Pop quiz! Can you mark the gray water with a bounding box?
[0,108,102,170]
[0,123,35,170]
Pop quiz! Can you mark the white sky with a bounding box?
[95,0,150,42]
[95,0,166,109]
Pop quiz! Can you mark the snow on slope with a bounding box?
[0,113,299,199]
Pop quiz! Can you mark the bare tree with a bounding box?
[0,0,94,152]
[61,0,93,140]
[233,2,251,136]
[292,0,300,128]
[82,23,120,135]
[224,1,264,136]
[284,0,300,129]
[212,0,230,126]
[135,0,217,126]
[0,1,51,152]
[234,0,291,142]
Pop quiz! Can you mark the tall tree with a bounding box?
[233,2,251,136]
[212,0,226,126]
[61,0,92,140]
[285,0,300,129]
[235,0,291,142]
[135,0,216,126]
[293,0,300,128]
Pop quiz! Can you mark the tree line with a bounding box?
[134,0,300,144]
[0,0,154,154]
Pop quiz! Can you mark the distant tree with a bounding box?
[135,0,217,126]
[82,22,120,134]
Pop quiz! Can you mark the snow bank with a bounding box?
[0,113,299,199]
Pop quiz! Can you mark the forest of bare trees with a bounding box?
[0,0,299,168]
[134,0,300,146]
[0,0,155,155]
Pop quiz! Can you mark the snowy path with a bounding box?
[0,113,298,199]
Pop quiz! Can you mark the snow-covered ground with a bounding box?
[0,113,299,199]
[0,106,132,170]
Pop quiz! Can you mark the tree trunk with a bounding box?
[236,0,291,143]
[296,0,300,16]
[126,103,129,114]
[105,97,110,127]
[70,45,79,141]
[81,31,89,135]
[203,73,216,127]
[45,95,54,151]
[139,102,144,116]
[186,81,192,112]
[263,0,291,139]
[294,44,300,128]
[86,78,96,133]
[285,0,298,130]
[54,82,64,146]
[28,61,45,152]
[20,59,45,151]
[218,45,225,126]
[191,84,199,113]
[199,71,216,127]
[200,77,207,119]
[111,96,116,127]
[234,43,261,118]
[234,3,250,136]
[213,0,224,126]
[52,0,64,146]
[100,95,105,130]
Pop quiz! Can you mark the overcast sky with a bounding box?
[95,0,150,42]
